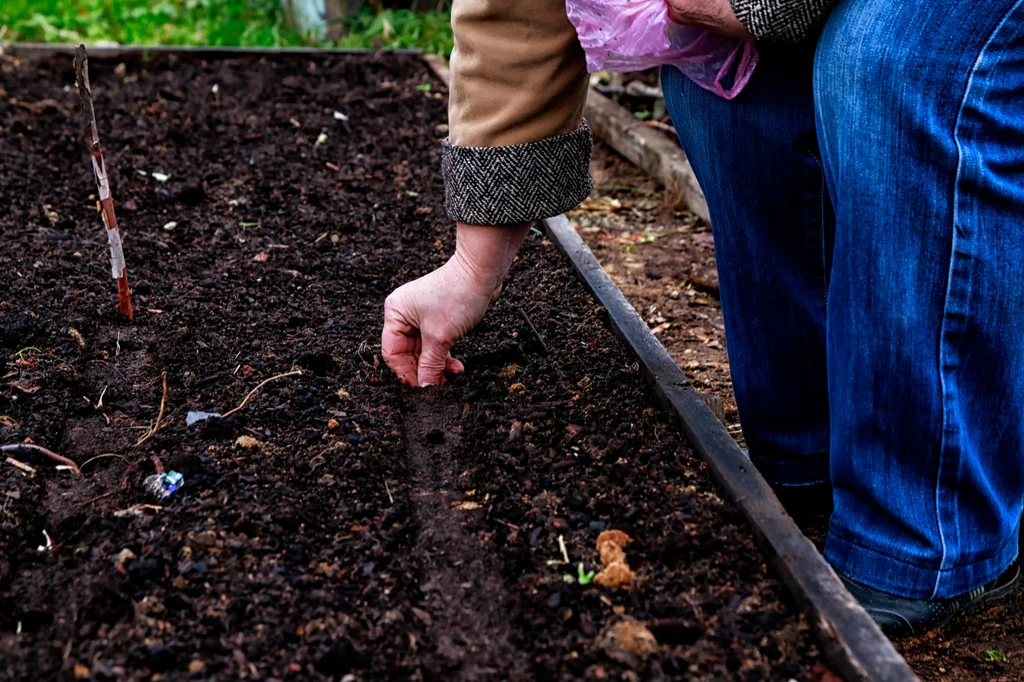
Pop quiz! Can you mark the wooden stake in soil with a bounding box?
[74,44,133,321]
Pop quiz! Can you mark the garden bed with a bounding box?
[0,52,823,680]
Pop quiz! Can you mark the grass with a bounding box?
[0,1,454,56]
[335,8,452,57]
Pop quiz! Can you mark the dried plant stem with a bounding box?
[221,369,303,419]
[135,372,168,447]
[74,44,133,321]
[1,444,80,472]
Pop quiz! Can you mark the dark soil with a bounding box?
[0,52,822,680]
[578,142,1024,681]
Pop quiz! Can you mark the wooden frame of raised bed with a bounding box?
[0,42,915,681]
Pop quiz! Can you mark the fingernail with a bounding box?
[420,382,435,388]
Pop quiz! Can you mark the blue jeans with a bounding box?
[663,0,1024,599]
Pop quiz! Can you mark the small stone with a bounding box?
[73,663,90,679]
[115,547,136,567]
[508,382,527,396]
[327,418,340,430]
[336,387,352,401]
[188,659,206,674]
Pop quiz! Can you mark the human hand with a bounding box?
[382,222,530,387]
[666,0,752,38]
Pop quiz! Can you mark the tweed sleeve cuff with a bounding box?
[729,0,837,42]
[441,121,593,225]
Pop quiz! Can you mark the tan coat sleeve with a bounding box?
[441,0,594,225]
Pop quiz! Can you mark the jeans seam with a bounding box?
[932,0,1024,600]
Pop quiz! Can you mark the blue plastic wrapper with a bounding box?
[144,470,184,500]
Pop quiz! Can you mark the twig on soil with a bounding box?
[1,444,80,472]
[85,490,118,506]
[558,534,571,564]
[78,453,128,472]
[385,479,394,505]
[113,503,162,518]
[5,456,37,475]
[517,306,549,356]
[151,455,164,475]
[74,44,134,321]
[643,120,677,134]
[220,369,303,419]
[134,372,168,446]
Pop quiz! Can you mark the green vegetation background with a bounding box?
[0,0,453,56]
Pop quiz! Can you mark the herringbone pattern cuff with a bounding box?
[442,121,593,225]
[730,0,836,42]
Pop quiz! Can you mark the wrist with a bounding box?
[451,222,531,291]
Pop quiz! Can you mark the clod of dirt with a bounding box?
[498,363,521,380]
[234,435,261,449]
[598,537,629,566]
[595,529,636,589]
[594,561,637,589]
[596,617,659,669]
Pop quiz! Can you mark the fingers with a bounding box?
[381,296,419,386]
[445,354,465,374]
[417,336,454,388]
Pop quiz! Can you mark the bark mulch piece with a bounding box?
[1,52,820,680]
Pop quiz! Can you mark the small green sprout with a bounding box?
[416,82,433,92]
[577,563,596,585]
[14,347,41,360]
[561,563,596,585]
[634,110,653,121]
[985,650,1008,663]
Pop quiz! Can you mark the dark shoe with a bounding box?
[838,560,1021,638]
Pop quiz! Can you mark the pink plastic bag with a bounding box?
[566,0,758,100]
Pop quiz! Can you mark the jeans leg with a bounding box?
[662,42,833,487]
[816,0,1024,598]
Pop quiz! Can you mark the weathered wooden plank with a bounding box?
[583,89,710,223]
